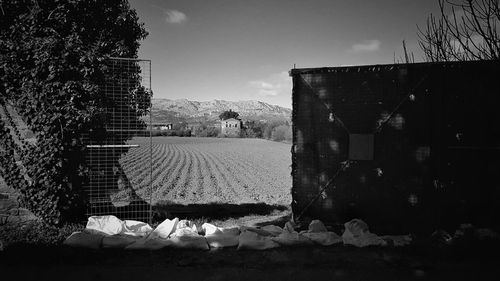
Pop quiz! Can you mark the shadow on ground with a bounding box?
[153,202,289,223]
[2,242,500,281]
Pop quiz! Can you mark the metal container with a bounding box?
[290,61,500,234]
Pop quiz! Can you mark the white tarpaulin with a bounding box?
[147,217,179,240]
[126,219,209,250]
[85,215,152,237]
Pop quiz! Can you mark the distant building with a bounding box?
[220,118,242,137]
[150,123,173,131]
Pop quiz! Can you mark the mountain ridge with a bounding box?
[151,98,291,123]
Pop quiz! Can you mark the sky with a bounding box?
[129,0,440,109]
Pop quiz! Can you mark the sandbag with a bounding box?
[168,221,209,250]
[342,219,387,247]
[125,237,174,250]
[66,215,412,251]
[272,231,313,246]
[102,235,140,249]
[127,218,208,250]
[300,220,342,246]
[267,220,313,246]
[283,221,297,233]
[308,220,328,233]
[240,226,276,237]
[302,232,342,246]
[202,223,240,248]
[237,230,280,250]
[261,225,284,236]
[380,235,412,247]
[168,235,209,250]
[474,228,500,240]
[63,232,103,249]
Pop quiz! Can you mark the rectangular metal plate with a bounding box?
[349,134,374,160]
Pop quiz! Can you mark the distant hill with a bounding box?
[151,98,291,124]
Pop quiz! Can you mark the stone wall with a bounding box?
[0,176,36,224]
[0,103,36,224]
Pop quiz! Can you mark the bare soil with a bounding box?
[120,137,292,206]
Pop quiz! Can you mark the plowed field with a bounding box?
[120,137,292,206]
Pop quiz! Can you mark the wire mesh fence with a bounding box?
[83,58,153,223]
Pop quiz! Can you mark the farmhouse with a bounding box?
[150,123,173,131]
[220,118,242,137]
[290,60,500,234]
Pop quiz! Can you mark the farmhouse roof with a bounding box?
[221,118,241,122]
[151,123,172,126]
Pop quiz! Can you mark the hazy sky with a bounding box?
[129,0,439,108]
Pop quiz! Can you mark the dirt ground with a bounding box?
[122,137,292,206]
[1,241,500,281]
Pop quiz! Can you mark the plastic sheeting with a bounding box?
[341,219,413,247]
[86,215,152,236]
[342,219,388,247]
[126,219,209,250]
[64,216,411,250]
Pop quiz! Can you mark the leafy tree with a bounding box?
[271,125,292,142]
[418,0,500,61]
[241,120,262,138]
[0,0,148,224]
[195,122,220,137]
[219,110,239,120]
[261,120,287,140]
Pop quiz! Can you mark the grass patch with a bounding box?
[0,220,84,248]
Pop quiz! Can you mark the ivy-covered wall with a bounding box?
[0,0,149,225]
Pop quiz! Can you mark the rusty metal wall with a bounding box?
[291,61,500,234]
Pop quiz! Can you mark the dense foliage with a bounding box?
[0,0,148,225]
[194,123,220,137]
[219,110,240,120]
[242,120,292,142]
[0,220,84,247]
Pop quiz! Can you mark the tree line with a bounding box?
[152,110,292,142]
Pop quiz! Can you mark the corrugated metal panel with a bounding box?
[291,61,500,234]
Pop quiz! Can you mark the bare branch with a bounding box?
[418,0,500,61]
